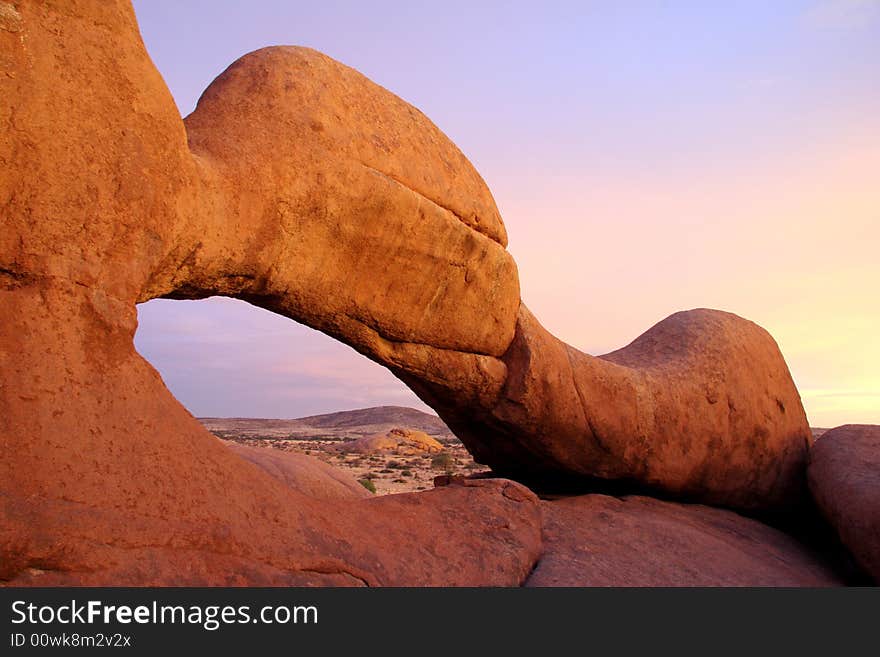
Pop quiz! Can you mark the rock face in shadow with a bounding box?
[1,0,814,584]
[808,425,880,583]
[225,442,371,501]
[526,495,844,587]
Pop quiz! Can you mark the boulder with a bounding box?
[339,428,445,455]
[224,442,371,500]
[808,424,880,582]
[526,495,844,587]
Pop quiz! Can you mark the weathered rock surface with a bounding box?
[808,425,880,582]
[1,476,542,586]
[339,428,445,455]
[526,495,844,587]
[225,442,371,500]
[0,0,814,585]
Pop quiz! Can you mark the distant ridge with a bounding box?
[199,405,454,440]
[295,406,444,432]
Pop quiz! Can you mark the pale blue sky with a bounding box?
[132,1,879,423]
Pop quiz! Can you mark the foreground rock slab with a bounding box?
[526,495,843,587]
[1,475,542,586]
[808,424,880,583]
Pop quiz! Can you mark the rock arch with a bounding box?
[160,45,809,511]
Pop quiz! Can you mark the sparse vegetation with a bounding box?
[431,452,454,473]
[208,412,476,495]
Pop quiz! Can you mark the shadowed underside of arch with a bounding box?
[1,0,811,584]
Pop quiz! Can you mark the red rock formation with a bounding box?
[0,0,814,585]
[808,425,880,582]
[526,495,843,587]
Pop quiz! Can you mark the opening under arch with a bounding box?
[134,296,435,419]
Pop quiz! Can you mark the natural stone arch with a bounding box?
[142,45,809,511]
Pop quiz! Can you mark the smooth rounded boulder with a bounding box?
[808,424,880,583]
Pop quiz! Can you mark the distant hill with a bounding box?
[199,405,456,442]
[296,406,447,433]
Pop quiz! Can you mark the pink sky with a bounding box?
[133,1,879,426]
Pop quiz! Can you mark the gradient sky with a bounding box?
[132,0,879,426]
